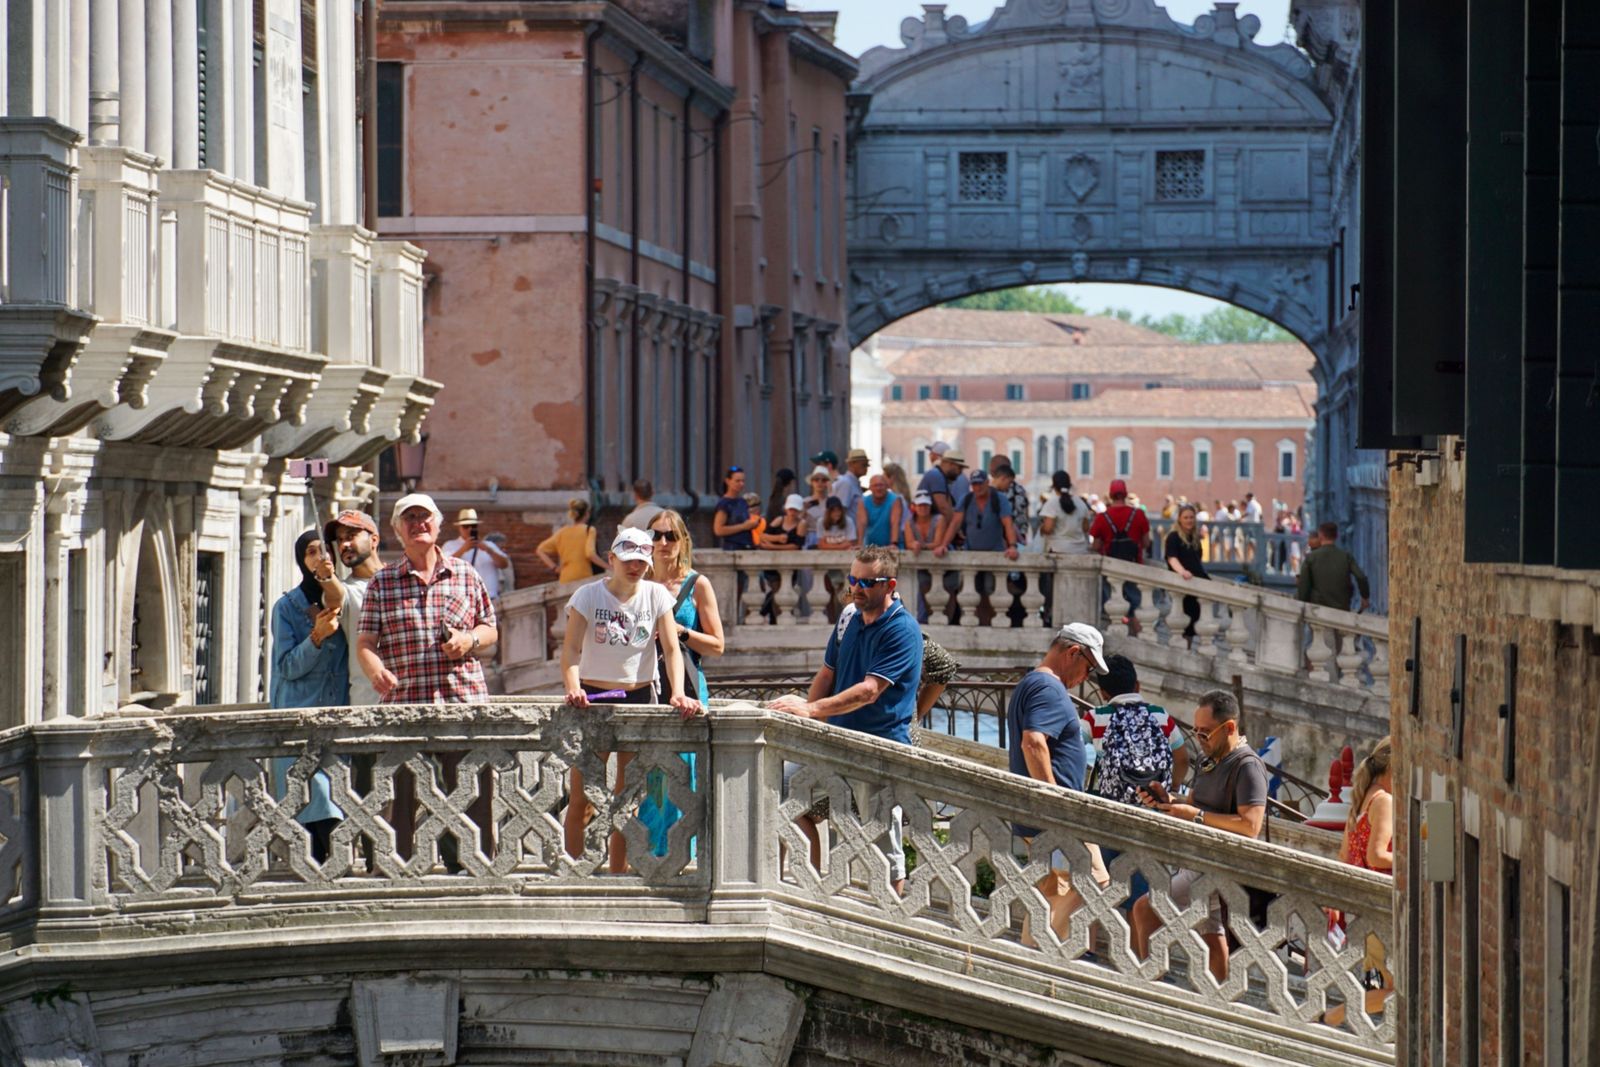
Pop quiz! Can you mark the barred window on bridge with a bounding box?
[1155,150,1206,201]
[958,152,1009,203]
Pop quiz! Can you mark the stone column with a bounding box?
[232,0,252,181]
[145,0,173,161]
[171,0,198,168]
[67,0,89,132]
[39,489,78,720]
[88,0,119,144]
[204,0,234,174]
[318,0,358,223]
[117,0,143,150]
[237,485,270,702]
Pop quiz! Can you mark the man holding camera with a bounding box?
[1129,688,1268,982]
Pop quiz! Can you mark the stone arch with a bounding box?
[122,499,184,703]
[847,0,1338,375]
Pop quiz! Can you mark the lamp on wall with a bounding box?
[395,433,428,492]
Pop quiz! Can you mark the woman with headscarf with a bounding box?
[269,529,350,862]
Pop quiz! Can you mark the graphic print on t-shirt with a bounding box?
[593,606,651,648]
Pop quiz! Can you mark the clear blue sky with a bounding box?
[800,0,1296,321]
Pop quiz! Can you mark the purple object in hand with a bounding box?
[587,688,627,701]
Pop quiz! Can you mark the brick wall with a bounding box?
[1390,439,1600,1065]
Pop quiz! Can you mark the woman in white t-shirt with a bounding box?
[559,528,700,871]
[1038,471,1093,555]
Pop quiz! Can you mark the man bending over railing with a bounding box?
[768,545,922,895]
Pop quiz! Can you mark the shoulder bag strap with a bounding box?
[673,571,699,613]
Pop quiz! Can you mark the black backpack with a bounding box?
[1106,508,1141,562]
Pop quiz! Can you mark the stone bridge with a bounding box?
[845,0,1337,350]
[0,700,1392,1065]
[500,550,1389,787]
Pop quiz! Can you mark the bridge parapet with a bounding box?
[501,552,1390,780]
[1,700,1392,1063]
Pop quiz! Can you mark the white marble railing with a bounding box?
[1147,517,1310,584]
[0,701,1393,1062]
[645,551,1388,696]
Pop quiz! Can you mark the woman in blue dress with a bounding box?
[640,509,723,856]
[269,529,350,862]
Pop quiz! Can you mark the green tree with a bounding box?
[946,286,1085,314]
[1096,304,1296,343]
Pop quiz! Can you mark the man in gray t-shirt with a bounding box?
[1129,689,1267,983]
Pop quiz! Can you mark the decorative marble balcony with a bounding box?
[0,120,98,427]
[0,700,1394,1064]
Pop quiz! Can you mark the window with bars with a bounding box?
[1155,150,1206,201]
[194,552,222,706]
[958,152,1008,202]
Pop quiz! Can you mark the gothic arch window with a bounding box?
[1037,436,1049,476]
[1053,435,1066,472]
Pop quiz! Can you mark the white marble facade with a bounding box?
[0,0,436,721]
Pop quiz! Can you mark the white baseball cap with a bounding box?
[912,490,932,505]
[392,492,443,527]
[1055,622,1109,673]
[611,527,654,563]
[808,465,832,480]
[784,493,806,511]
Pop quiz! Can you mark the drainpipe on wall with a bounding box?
[585,22,604,507]
[681,89,695,505]
[628,52,644,488]
[362,0,378,233]
[712,107,726,485]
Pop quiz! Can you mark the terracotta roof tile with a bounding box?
[877,307,1180,347]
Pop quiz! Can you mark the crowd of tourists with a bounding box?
[263,461,1383,996]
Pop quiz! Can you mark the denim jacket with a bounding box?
[269,587,350,710]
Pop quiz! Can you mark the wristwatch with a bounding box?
[469,631,481,652]
[1193,811,1205,826]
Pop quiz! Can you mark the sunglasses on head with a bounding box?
[726,465,743,475]
[845,575,891,589]
[650,529,680,542]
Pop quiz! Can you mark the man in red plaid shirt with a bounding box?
[357,493,499,703]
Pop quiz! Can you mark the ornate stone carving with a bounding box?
[1062,153,1099,202]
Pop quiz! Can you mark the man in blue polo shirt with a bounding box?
[770,545,921,892]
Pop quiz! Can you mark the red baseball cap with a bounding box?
[1108,479,1129,498]
[324,509,378,541]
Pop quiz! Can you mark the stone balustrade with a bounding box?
[500,550,1387,695]
[1147,517,1311,587]
[0,700,1393,1063]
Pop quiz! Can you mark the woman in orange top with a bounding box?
[536,498,608,582]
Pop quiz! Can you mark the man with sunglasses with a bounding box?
[1129,688,1267,983]
[768,545,922,892]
